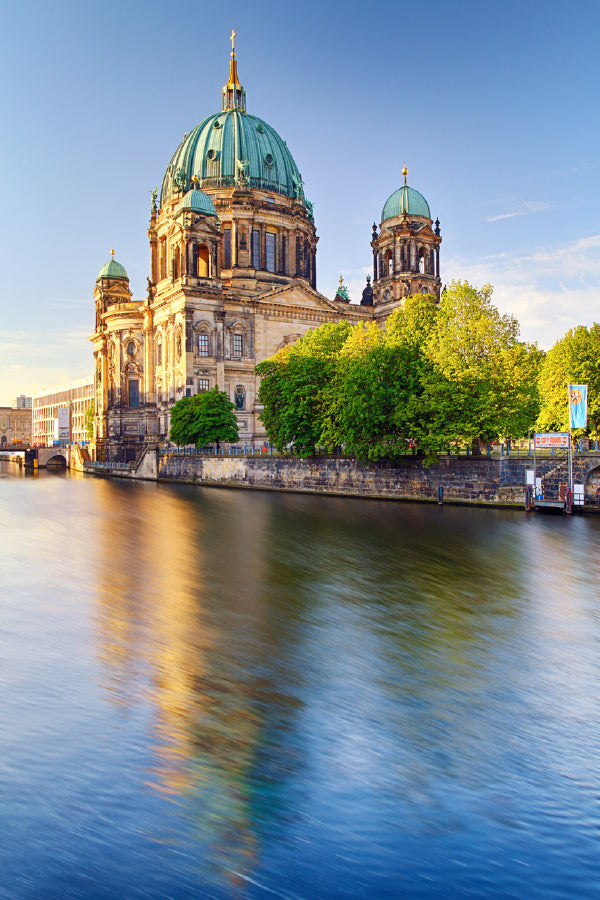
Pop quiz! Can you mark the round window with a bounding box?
[207,149,217,161]
[264,153,274,167]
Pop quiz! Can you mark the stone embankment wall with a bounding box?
[156,453,540,505]
[82,448,600,507]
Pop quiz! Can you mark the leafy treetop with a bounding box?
[169,387,239,450]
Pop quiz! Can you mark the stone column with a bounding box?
[215,310,226,390]
[143,305,155,407]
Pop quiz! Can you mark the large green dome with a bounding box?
[381,184,431,223]
[161,109,304,205]
[161,48,305,207]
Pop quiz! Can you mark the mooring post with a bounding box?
[565,489,573,515]
[438,486,444,505]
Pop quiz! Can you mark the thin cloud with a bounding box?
[445,232,600,349]
[487,200,552,222]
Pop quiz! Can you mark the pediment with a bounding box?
[255,281,338,312]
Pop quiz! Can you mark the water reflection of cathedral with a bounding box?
[90,35,442,459]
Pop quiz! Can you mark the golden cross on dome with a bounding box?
[111,249,115,258]
[402,165,408,185]
[230,29,236,53]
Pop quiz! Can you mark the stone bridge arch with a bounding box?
[583,464,600,503]
[46,453,67,468]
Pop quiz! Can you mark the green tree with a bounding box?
[256,321,353,455]
[537,325,600,436]
[84,401,94,440]
[169,387,239,450]
[320,297,438,460]
[421,281,541,456]
[256,283,541,464]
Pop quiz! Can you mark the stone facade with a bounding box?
[0,406,32,447]
[90,43,442,461]
[32,377,94,447]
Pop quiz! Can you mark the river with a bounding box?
[1,461,599,898]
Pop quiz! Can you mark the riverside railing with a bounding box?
[87,460,132,470]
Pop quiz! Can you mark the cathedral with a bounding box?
[90,36,442,459]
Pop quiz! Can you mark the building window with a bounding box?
[251,229,260,269]
[156,343,162,366]
[233,334,243,357]
[198,379,210,392]
[223,229,232,269]
[176,334,182,359]
[197,245,209,277]
[265,232,276,273]
[127,341,135,356]
[198,333,209,356]
[128,380,140,408]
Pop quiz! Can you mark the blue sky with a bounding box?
[1,0,599,404]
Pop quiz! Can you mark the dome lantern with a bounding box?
[222,28,246,112]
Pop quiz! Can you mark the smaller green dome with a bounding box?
[97,257,128,281]
[382,184,431,222]
[176,188,217,217]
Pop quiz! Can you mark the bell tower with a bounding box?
[371,167,442,311]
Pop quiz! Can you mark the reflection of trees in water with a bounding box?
[92,483,305,885]
[260,495,527,789]
[92,483,534,880]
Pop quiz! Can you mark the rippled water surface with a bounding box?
[1,461,599,898]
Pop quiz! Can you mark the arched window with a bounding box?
[418,249,425,274]
[197,245,209,277]
[156,339,162,367]
[385,250,393,276]
[173,247,180,280]
[127,341,135,357]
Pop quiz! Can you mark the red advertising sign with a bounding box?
[534,432,569,449]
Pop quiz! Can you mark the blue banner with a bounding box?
[569,384,588,430]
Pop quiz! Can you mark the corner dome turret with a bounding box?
[381,184,431,223]
[96,255,128,282]
[176,187,218,217]
[381,168,431,223]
